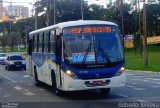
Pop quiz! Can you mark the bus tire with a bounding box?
[51,71,64,96]
[100,88,110,96]
[34,67,42,87]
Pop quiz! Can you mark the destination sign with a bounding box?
[69,27,112,34]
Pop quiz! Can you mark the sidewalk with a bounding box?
[126,69,160,74]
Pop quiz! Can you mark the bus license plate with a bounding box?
[92,80,103,85]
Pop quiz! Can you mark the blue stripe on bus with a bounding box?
[61,61,124,80]
[32,53,57,68]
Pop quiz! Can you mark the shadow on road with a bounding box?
[36,83,123,101]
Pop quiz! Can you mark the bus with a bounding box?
[28,20,125,96]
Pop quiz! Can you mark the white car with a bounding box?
[0,53,7,65]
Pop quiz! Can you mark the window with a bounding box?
[50,30,56,53]
[48,32,51,53]
[0,53,6,57]
[37,34,39,52]
[10,56,23,60]
[39,33,43,52]
[44,32,49,53]
[32,35,35,52]
[42,33,45,52]
[34,35,37,52]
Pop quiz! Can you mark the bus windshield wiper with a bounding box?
[82,40,92,65]
[97,40,111,63]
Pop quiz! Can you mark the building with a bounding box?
[6,5,29,18]
[0,0,3,18]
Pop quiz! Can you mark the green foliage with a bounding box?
[125,45,160,72]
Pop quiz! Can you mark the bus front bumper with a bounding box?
[62,72,126,91]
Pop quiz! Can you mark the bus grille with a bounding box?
[80,73,115,80]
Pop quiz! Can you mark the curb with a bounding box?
[126,69,160,74]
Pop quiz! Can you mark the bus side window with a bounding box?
[32,35,35,52]
[48,31,51,53]
[42,33,45,52]
[50,30,56,54]
[37,34,39,52]
[34,35,37,52]
[39,33,43,52]
[44,32,48,53]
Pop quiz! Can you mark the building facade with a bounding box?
[0,0,3,18]
[6,5,29,18]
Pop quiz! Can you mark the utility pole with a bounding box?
[81,0,84,20]
[143,0,148,67]
[54,0,56,24]
[121,0,124,35]
[45,0,49,26]
[138,0,142,57]
[34,0,38,30]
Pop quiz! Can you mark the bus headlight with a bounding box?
[66,70,77,79]
[116,67,125,76]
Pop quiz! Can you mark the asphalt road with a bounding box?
[0,64,160,108]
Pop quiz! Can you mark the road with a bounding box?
[0,64,160,108]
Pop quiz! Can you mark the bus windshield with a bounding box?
[63,25,123,65]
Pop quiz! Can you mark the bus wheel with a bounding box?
[100,88,110,96]
[51,71,64,96]
[34,67,42,87]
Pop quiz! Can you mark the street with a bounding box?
[0,63,160,108]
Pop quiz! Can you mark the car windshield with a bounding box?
[0,54,6,57]
[63,25,123,65]
[10,56,23,60]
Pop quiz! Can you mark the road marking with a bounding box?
[3,94,11,98]
[126,74,134,76]
[28,84,33,86]
[132,79,149,82]
[131,83,137,85]
[39,89,45,91]
[127,85,135,88]
[0,74,16,83]
[133,78,160,85]
[146,78,160,81]
[117,94,128,98]
[134,76,147,78]
[134,88,145,91]
[152,86,159,88]
[14,86,35,96]
[24,75,30,78]
[138,99,147,103]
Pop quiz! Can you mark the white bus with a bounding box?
[28,20,125,96]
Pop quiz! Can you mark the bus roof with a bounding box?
[29,20,118,36]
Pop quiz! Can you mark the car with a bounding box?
[5,55,26,71]
[0,53,7,65]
